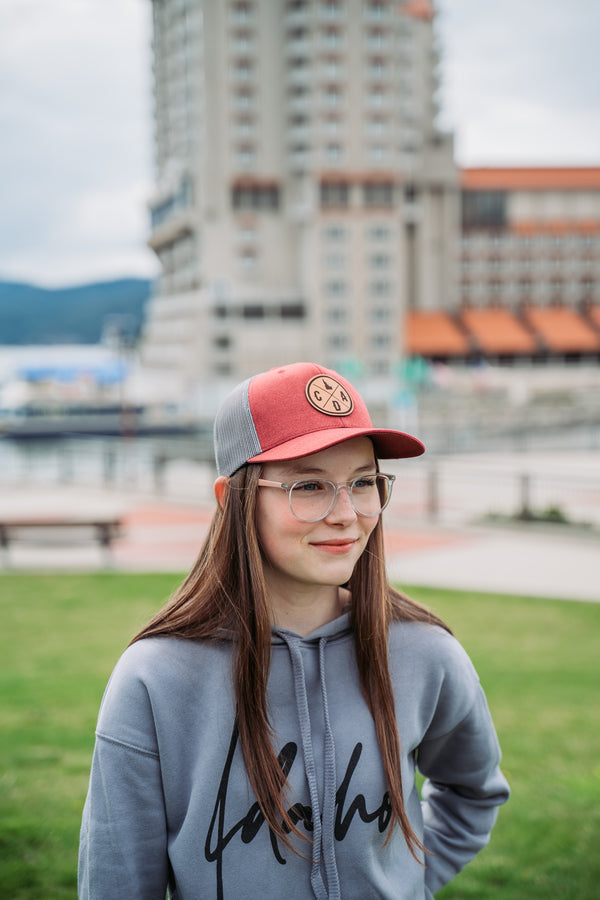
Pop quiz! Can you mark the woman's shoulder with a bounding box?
[97,636,234,741]
[388,620,482,734]
[389,619,479,684]
[105,635,232,699]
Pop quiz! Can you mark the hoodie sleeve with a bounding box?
[416,636,510,895]
[78,649,170,899]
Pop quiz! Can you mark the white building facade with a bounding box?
[141,0,459,405]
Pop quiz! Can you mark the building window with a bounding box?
[370,333,391,348]
[367,144,386,163]
[236,145,256,168]
[366,27,385,50]
[367,57,386,78]
[280,303,306,319]
[324,86,343,107]
[320,181,350,207]
[213,362,233,376]
[239,249,257,270]
[234,88,254,110]
[370,280,390,295]
[462,190,507,228]
[150,176,194,228]
[323,116,342,135]
[232,184,280,210]
[366,116,387,136]
[234,116,254,138]
[368,224,390,240]
[369,253,390,268]
[324,252,345,268]
[367,87,386,108]
[322,58,341,79]
[233,59,253,81]
[325,143,342,163]
[321,26,342,48]
[363,182,395,207]
[320,1,342,21]
[242,304,265,319]
[371,306,390,321]
[325,280,346,296]
[230,1,254,25]
[324,224,346,240]
[370,360,390,375]
[364,1,387,19]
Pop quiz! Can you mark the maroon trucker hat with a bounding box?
[213,362,425,477]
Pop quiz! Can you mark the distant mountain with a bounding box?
[0,278,154,344]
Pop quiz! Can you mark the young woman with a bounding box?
[79,362,509,900]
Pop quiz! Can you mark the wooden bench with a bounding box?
[0,515,123,562]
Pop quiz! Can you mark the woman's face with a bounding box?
[255,437,379,604]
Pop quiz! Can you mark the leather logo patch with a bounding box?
[305,375,354,417]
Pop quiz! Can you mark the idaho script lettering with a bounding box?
[205,725,392,899]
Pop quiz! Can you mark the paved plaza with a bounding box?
[1,475,598,602]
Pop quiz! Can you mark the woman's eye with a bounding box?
[294,480,325,493]
[353,476,376,489]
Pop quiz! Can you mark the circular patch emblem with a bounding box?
[305,375,354,417]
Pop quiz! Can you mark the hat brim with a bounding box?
[247,427,424,465]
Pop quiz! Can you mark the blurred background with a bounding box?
[0,0,599,590]
[1,6,600,897]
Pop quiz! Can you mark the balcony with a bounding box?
[148,209,196,252]
[286,66,312,88]
[288,147,312,172]
[285,7,310,29]
[285,37,311,58]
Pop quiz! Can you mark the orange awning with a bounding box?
[511,220,600,235]
[405,311,469,357]
[459,307,538,355]
[586,304,600,329]
[402,0,435,21]
[523,306,600,353]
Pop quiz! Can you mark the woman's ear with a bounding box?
[213,475,229,508]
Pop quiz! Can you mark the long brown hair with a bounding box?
[131,463,449,858]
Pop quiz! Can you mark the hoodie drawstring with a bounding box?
[319,637,340,898]
[281,634,341,900]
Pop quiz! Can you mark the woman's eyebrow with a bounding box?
[280,461,377,478]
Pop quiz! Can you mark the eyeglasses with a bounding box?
[257,473,395,522]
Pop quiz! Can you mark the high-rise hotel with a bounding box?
[141,0,458,401]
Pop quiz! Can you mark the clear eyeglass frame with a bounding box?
[257,473,396,522]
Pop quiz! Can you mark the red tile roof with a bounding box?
[461,168,600,191]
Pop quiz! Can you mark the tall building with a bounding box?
[141,0,458,406]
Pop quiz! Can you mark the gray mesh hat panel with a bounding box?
[213,377,262,476]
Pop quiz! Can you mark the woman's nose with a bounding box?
[324,484,357,522]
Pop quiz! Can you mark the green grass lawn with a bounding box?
[1,573,599,898]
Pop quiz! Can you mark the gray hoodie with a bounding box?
[78,614,509,899]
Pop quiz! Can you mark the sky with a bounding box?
[0,0,598,289]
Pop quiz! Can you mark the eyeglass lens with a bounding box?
[289,475,391,521]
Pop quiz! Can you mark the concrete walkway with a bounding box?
[0,485,597,602]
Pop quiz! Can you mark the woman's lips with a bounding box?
[310,539,358,554]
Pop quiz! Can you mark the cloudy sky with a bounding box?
[1,0,598,288]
